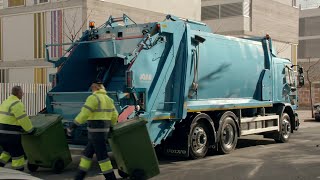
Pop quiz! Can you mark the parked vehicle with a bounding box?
[314,103,320,121]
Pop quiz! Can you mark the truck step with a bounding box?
[240,115,279,136]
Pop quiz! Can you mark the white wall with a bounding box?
[3,14,35,61]
[26,0,34,6]
[274,41,293,60]
[3,0,7,8]
[101,0,201,20]
[272,0,295,6]
[8,68,34,83]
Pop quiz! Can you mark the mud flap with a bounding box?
[162,135,189,157]
[294,113,300,130]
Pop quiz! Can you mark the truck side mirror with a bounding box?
[298,75,304,88]
[298,67,304,74]
[297,67,304,88]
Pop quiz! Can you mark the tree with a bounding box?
[305,57,320,118]
[63,9,93,43]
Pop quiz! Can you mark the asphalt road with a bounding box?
[152,124,320,180]
[3,110,320,180]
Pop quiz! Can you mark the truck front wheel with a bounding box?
[189,122,209,159]
[274,113,291,143]
[217,114,238,154]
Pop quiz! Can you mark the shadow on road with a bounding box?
[304,119,320,122]
[156,138,276,165]
[236,138,275,148]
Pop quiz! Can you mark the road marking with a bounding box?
[248,162,263,178]
[317,176,320,179]
[259,145,276,149]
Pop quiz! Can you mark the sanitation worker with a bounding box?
[0,86,35,171]
[67,82,118,180]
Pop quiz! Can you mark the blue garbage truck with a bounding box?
[44,14,304,159]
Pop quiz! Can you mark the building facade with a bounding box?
[201,0,299,65]
[0,0,200,84]
[299,8,320,59]
[298,7,320,107]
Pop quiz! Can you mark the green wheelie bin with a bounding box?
[21,114,72,173]
[108,119,160,180]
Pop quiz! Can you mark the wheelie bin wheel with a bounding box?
[130,169,146,180]
[52,159,64,174]
[27,163,39,172]
[118,169,129,178]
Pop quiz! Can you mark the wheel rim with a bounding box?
[222,120,235,149]
[191,126,208,154]
[282,118,291,139]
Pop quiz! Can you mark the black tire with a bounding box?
[118,169,129,178]
[130,169,146,180]
[52,159,64,174]
[27,163,39,172]
[189,122,210,159]
[315,114,320,122]
[217,113,238,154]
[274,113,291,143]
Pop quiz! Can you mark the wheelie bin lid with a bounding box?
[29,114,63,136]
[111,119,147,137]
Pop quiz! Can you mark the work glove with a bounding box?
[66,122,78,137]
[66,127,73,137]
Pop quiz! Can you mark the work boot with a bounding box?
[15,167,24,172]
[104,172,117,180]
[74,170,87,180]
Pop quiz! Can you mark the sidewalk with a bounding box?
[297,110,320,128]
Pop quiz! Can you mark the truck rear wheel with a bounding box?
[274,113,291,143]
[217,113,238,154]
[189,122,209,159]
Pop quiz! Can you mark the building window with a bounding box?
[202,2,246,20]
[34,68,47,84]
[50,10,63,58]
[34,0,49,4]
[0,0,3,9]
[34,12,46,59]
[292,0,298,8]
[0,69,8,83]
[202,5,219,20]
[8,0,25,7]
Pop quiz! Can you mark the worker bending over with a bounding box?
[0,86,34,171]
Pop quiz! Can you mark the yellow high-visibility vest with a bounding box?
[0,95,34,134]
[75,89,118,128]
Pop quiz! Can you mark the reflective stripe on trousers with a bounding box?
[0,151,11,164]
[11,156,25,170]
[98,158,113,174]
[79,156,92,171]
[87,127,110,133]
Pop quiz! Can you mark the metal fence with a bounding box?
[0,83,52,116]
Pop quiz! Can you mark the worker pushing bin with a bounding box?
[108,119,160,179]
[21,114,72,173]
